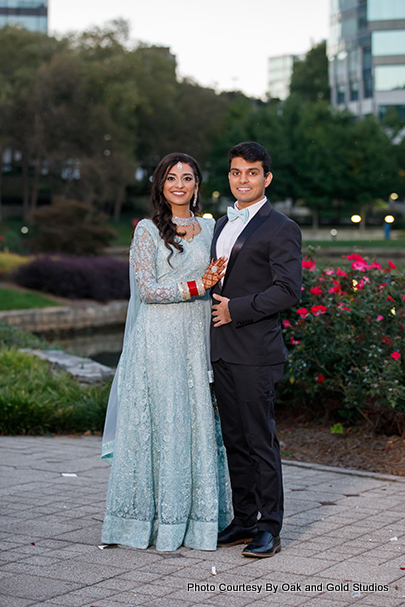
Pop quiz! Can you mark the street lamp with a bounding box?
[351,214,362,225]
[389,192,398,213]
[384,215,395,239]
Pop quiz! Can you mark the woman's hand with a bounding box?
[202,257,227,290]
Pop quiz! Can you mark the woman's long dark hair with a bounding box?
[151,152,202,262]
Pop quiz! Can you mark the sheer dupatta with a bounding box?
[101,254,140,461]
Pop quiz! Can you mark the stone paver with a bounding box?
[0,436,404,607]
[20,349,115,383]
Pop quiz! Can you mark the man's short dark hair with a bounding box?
[228,142,272,175]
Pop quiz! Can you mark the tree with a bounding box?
[283,99,353,229]
[33,50,136,217]
[206,95,288,200]
[30,198,117,254]
[0,26,65,219]
[289,42,330,103]
[0,23,139,219]
[282,99,398,229]
[345,115,399,223]
[163,78,229,166]
[0,21,241,221]
[393,136,405,200]
[380,105,405,143]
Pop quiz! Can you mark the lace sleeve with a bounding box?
[130,224,184,304]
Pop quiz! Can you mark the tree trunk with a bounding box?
[311,209,319,236]
[0,146,3,223]
[30,154,42,214]
[360,205,367,232]
[21,152,30,222]
[113,186,125,222]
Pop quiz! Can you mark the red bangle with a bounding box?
[187,280,199,297]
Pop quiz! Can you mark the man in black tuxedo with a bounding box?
[211,141,302,558]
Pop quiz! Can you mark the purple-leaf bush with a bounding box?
[14,255,129,302]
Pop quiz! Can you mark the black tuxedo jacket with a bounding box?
[210,201,302,366]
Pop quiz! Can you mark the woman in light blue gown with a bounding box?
[101,153,232,552]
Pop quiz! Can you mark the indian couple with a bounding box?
[101,141,302,558]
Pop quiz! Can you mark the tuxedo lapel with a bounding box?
[222,201,272,290]
[211,215,228,259]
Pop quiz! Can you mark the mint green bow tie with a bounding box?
[227,206,249,223]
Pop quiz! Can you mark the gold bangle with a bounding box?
[179,282,191,300]
[196,278,206,297]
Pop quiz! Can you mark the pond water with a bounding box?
[37,324,124,368]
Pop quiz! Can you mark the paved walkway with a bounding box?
[1,436,404,607]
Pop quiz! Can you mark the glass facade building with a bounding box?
[368,0,405,21]
[0,1,48,33]
[328,0,405,117]
[268,54,305,100]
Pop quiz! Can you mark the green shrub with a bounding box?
[0,251,32,277]
[0,348,110,435]
[279,254,405,433]
[0,322,49,349]
[0,221,30,254]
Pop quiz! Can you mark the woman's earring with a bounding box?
[193,191,198,208]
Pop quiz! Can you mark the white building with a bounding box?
[268,54,305,100]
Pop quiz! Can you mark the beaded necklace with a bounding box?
[171,211,196,227]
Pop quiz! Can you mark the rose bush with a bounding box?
[279,254,405,432]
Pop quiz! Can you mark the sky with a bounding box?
[49,0,330,99]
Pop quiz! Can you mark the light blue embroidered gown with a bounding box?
[101,217,232,552]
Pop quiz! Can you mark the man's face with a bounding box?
[228,157,273,207]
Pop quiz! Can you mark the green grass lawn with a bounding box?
[109,217,136,247]
[0,288,59,311]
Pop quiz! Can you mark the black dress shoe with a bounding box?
[217,522,258,547]
[242,531,281,558]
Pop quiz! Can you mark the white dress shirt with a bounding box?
[216,197,267,267]
[215,197,267,287]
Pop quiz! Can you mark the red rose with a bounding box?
[302,257,316,271]
[296,307,309,319]
[311,305,327,316]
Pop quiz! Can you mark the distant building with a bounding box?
[268,54,305,100]
[328,0,405,118]
[0,1,48,34]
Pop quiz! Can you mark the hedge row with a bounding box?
[14,255,129,301]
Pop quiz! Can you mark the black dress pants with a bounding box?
[213,359,284,536]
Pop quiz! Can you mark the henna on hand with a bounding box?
[202,257,227,290]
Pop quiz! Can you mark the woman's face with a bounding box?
[163,162,197,212]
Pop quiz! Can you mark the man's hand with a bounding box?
[212,294,232,327]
